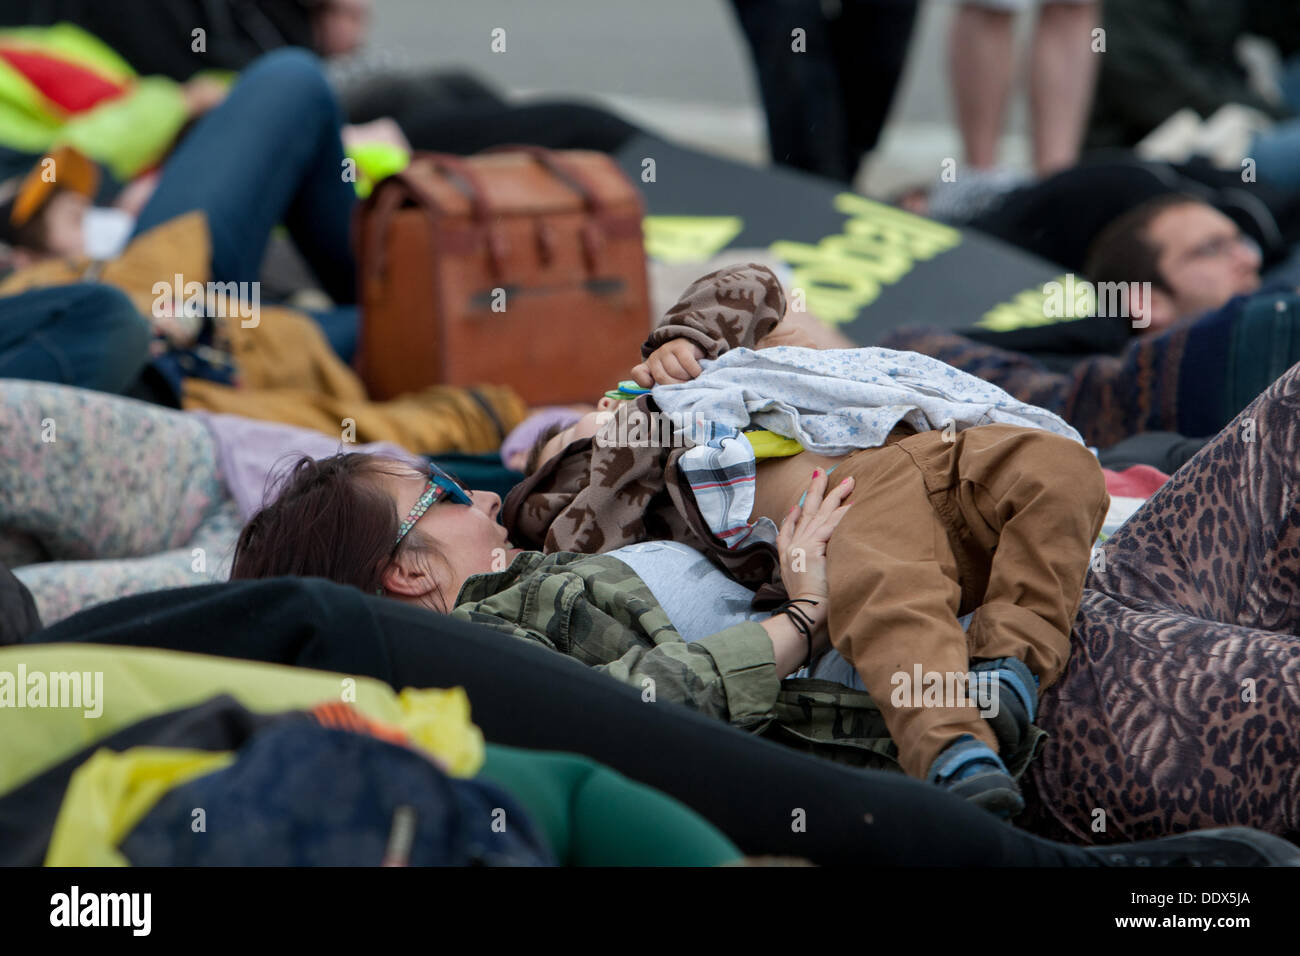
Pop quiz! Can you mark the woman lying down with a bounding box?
[235,268,1112,821]
[231,264,1300,845]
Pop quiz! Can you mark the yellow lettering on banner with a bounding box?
[821,235,912,285]
[767,245,882,323]
[643,216,745,264]
[769,193,963,324]
[977,274,1093,331]
[835,193,962,256]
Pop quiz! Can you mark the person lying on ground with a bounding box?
[500,263,1108,814]
[893,187,1271,388]
[883,286,1300,450]
[0,49,526,449]
[0,22,231,194]
[0,284,151,394]
[226,352,1300,843]
[881,194,1300,448]
[234,264,1110,819]
[0,47,355,312]
[0,378,492,624]
[25,576,1300,866]
[0,377,1054,820]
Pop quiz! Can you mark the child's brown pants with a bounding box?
[819,424,1108,778]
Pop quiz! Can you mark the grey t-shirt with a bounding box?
[606,540,882,686]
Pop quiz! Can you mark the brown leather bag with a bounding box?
[354,147,651,405]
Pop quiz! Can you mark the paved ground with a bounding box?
[366,0,1036,195]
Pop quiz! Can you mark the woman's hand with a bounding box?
[631,338,705,387]
[775,469,854,655]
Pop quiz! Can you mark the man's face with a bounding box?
[312,0,371,57]
[1147,203,1262,322]
[39,190,88,259]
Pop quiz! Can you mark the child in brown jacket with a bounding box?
[503,263,1108,816]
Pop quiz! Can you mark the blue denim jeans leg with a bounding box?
[133,48,357,304]
[0,284,151,394]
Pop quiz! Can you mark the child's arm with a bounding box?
[641,262,788,366]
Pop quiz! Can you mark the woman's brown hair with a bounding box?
[231,453,443,600]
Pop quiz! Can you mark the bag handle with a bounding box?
[482,145,609,270]
[423,153,510,275]
[366,154,508,277]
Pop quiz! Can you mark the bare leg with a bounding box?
[1028,2,1099,175]
[949,4,1017,169]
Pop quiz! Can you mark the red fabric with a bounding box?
[1102,464,1170,499]
[0,48,126,114]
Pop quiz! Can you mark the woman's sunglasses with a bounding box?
[393,462,473,547]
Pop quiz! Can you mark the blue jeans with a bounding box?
[305,304,359,363]
[0,284,151,394]
[133,49,357,305]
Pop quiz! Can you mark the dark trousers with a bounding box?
[342,69,640,155]
[730,0,919,182]
[133,48,357,305]
[27,576,1092,866]
[0,283,151,394]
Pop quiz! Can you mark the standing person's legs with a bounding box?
[1028,1,1099,175]
[0,380,228,561]
[832,0,922,179]
[133,49,356,303]
[729,0,854,180]
[0,284,151,394]
[949,2,1018,169]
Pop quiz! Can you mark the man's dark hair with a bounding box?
[1083,193,1203,293]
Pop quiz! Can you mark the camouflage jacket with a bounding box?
[452,550,1044,776]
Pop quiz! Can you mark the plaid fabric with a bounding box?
[676,422,779,549]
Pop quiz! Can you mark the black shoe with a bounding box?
[927,734,1025,820]
[1085,828,1300,867]
[946,768,1026,820]
[972,657,1036,755]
